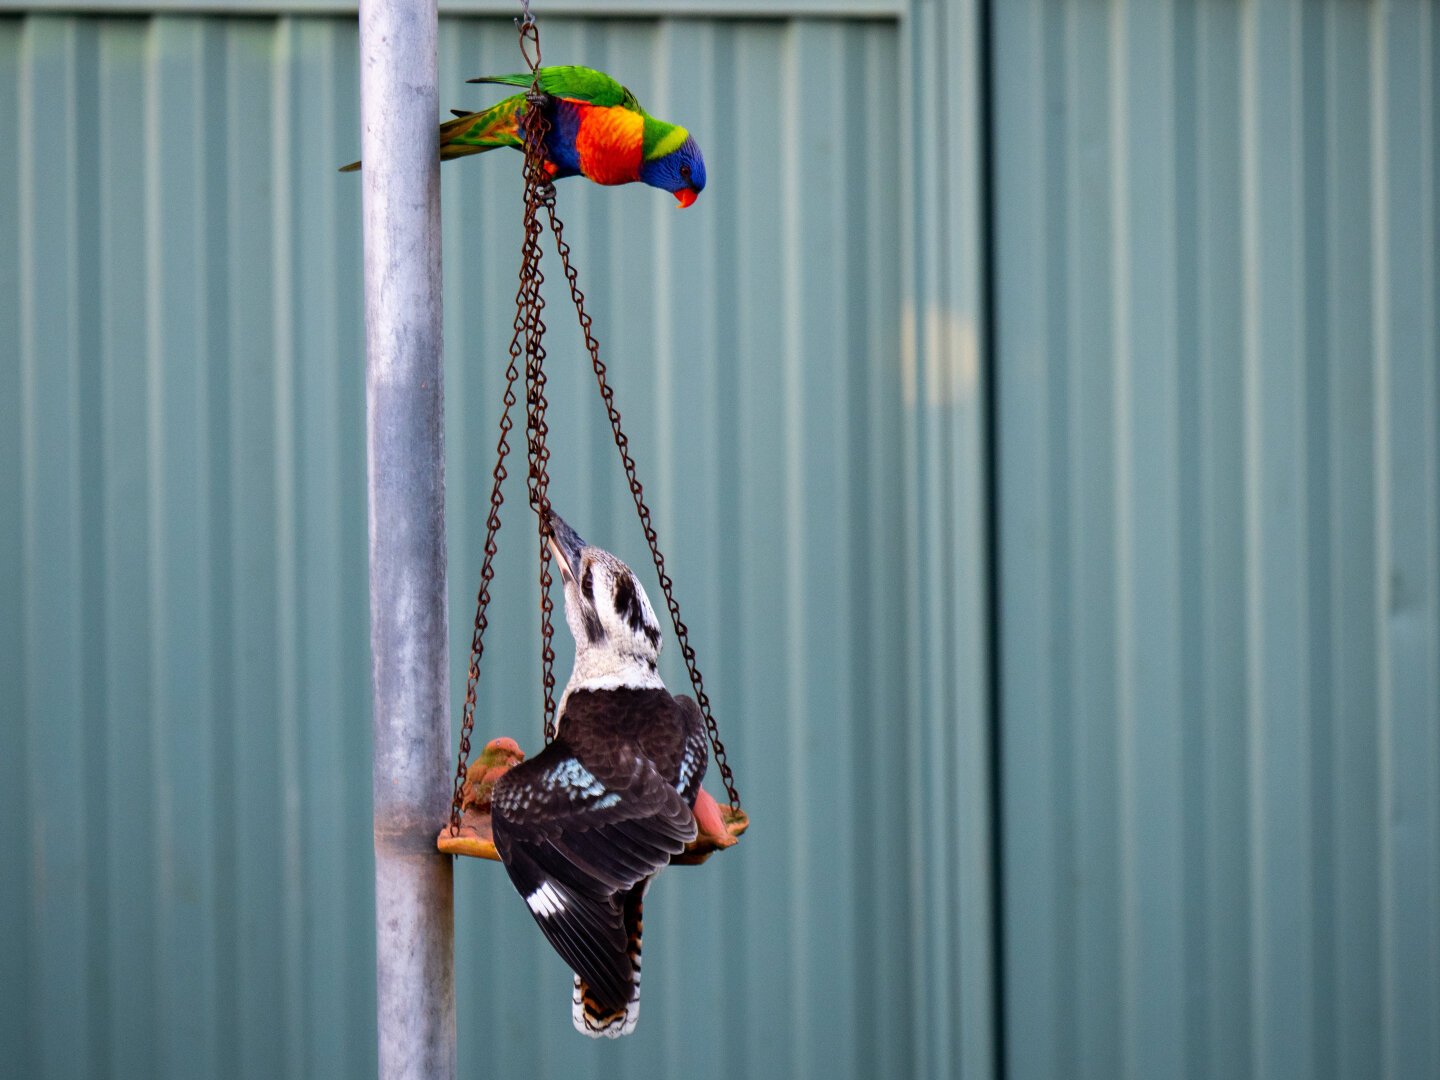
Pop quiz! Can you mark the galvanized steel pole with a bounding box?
[358,0,455,1075]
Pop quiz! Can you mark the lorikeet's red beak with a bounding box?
[674,187,699,209]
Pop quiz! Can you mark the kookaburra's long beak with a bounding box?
[546,512,586,585]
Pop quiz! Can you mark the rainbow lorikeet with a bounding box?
[341,65,706,208]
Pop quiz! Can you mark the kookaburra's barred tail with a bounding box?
[573,886,645,1038]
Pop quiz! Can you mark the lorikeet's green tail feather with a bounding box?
[439,95,524,159]
[337,94,524,173]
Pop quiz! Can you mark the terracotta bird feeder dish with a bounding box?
[437,737,748,864]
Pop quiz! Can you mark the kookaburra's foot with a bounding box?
[692,787,737,850]
[462,737,525,814]
[437,737,527,860]
[673,787,749,865]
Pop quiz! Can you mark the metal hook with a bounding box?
[518,14,542,72]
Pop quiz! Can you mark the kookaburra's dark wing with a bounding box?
[490,735,697,1010]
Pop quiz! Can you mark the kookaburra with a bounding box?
[490,512,708,1038]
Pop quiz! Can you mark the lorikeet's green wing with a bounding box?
[467,66,644,113]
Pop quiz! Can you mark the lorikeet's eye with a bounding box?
[680,164,692,181]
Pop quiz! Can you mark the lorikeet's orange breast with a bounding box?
[569,100,644,185]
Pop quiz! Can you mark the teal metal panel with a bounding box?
[993,4,1440,1080]
[902,2,997,1080]
[0,18,27,1079]
[0,12,993,1080]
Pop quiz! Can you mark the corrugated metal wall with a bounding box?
[0,11,957,1080]
[902,2,996,1079]
[5,1,1439,1079]
[992,4,1440,1080]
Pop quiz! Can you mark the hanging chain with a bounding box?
[518,140,560,740]
[447,8,557,832]
[541,202,742,814]
[451,1,740,829]
[446,334,524,834]
[516,10,559,743]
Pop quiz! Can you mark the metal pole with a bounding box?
[358,0,454,1075]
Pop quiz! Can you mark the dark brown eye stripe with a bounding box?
[611,572,660,646]
[612,574,635,619]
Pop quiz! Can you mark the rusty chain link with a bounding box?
[449,5,740,830]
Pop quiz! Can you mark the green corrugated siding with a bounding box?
[993,2,1440,1079]
[2,11,991,1080]
[6,2,1439,1079]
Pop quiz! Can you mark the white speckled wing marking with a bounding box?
[674,695,709,805]
[526,881,567,918]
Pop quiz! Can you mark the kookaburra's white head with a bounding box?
[547,513,665,697]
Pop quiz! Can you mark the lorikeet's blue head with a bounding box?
[640,134,706,208]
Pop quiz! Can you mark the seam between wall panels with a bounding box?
[978,0,1007,1078]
